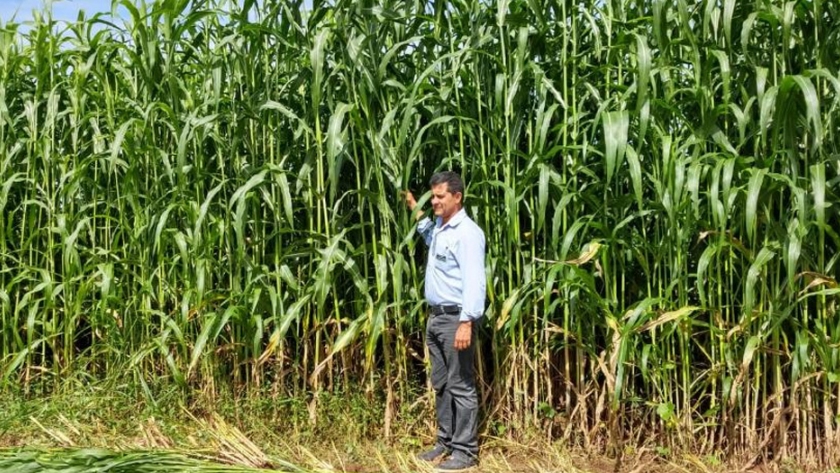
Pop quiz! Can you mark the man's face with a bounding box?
[430,182,462,221]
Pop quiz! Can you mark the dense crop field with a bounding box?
[1,0,839,466]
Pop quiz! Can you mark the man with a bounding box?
[403,171,486,471]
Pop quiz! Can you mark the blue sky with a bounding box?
[1,0,114,24]
[1,0,312,27]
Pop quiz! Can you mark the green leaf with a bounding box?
[230,170,268,205]
[327,103,354,201]
[310,28,331,105]
[778,75,823,151]
[634,34,651,115]
[626,146,643,209]
[745,168,766,245]
[741,335,761,371]
[656,402,675,422]
[810,163,826,229]
[744,244,777,315]
[603,110,629,184]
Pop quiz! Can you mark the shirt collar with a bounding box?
[437,208,467,229]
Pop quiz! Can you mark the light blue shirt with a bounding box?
[417,208,486,322]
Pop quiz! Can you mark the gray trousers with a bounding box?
[426,312,479,457]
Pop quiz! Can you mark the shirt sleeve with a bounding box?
[417,217,434,246]
[456,225,486,321]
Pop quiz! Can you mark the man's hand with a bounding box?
[402,190,417,210]
[402,190,424,221]
[454,321,472,351]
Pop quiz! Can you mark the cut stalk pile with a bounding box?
[0,449,291,472]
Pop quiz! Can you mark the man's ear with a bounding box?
[455,192,463,204]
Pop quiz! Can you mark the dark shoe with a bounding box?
[417,444,450,462]
[437,451,477,471]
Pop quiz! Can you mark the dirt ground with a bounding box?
[281,440,823,473]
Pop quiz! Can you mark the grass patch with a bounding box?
[0,378,399,450]
[3,380,836,472]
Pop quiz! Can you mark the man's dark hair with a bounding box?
[429,171,465,196]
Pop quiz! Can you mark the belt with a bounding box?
[428,304,461,316]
